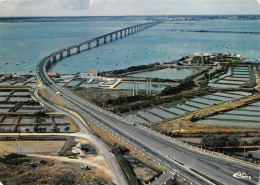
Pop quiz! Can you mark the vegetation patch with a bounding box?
[112,144,142,185]
[58,137,78,156]
[190,168,224,185]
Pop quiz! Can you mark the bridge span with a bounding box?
[42,22,160,67]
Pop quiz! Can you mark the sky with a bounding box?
[0,0,259,17]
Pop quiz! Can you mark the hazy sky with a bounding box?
[0,0,259,17]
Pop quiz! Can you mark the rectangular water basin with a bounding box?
[197,119,258,127]
[13,91,31,96]
[66,80,81,87]
[149,108,176,119]
[176,104,198,112]
[209,83,240,89]
[17,125,34,133]
[230,91,252,96]
[115,83,167,91]
[125,114,149,124]
[136,110,163,123]
[185,101,208,109]
[207,95,233,102]
[0,125,13,132]
[20,118,35,124]
[2,118,16,124]
[214,92,243,99]
[55,118,68,124]
[129,68,197,80]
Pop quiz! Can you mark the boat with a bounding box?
[4,62,8,65]
[233,171,252,179]
[28,58,31,60]
[16,63,19,65]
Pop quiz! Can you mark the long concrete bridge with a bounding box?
[42,22,160,69]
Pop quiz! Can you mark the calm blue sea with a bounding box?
[0,20,259,74]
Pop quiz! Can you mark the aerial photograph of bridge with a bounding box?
[0,0,260,185]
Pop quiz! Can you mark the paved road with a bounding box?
[151,172,174,185]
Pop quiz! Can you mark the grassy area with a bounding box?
[190,168,224,185]
[112,144,142,185]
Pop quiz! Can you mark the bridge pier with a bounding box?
[59,53,63,60]
[116,32,118,39]
[104,37,107,44]
[120,31,123,38]
[67,50,71,57]
[52,55,56,62]
[110,34,113,42]
[96,39,99,47]
[88,43,91,50]
[77,46,80,53]
[124,30,126,37]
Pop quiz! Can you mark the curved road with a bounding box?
[36,23,259,185]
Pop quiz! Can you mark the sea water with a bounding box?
[0,19,259,75]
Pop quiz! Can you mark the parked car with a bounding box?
[80,165,89,170]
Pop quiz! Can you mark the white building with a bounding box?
[83,69,98,78]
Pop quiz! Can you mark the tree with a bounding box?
[250,137,260,146]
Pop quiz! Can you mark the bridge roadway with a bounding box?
[36,23,259,185]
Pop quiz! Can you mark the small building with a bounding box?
[84,69,98,78]
[4,74,12,80]
[47,72,60,78]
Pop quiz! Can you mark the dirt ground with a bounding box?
[0,140,65,155]
[0,136,116,185]
[0,155,114,185]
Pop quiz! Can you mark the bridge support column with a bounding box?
[104,37,107,44]
[116,32,118,39]
[77,47,80,53]
[124,30,126,37]
[110,34,113,42]
[128,28,130,35]
[67,50,70,57]
[52,55,56,62]
[59,53,63,60]
[96,39,99,47]
[88,43,91,50]
[120,31,122,38]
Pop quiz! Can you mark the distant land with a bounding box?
[0,15,259,23]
